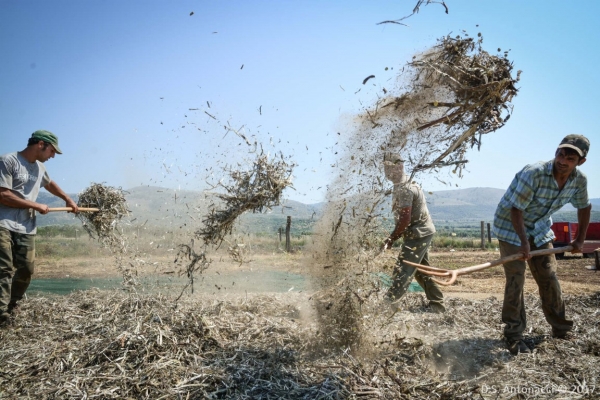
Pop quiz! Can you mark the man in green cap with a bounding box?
[0,130,78,326]
[493,134,591,355]
[380,151,445,313]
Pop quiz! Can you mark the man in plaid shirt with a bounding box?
[493,134,591,355]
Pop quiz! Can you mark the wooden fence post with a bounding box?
[480,221,485,249]
[487,223,492,243]
[285,216,291,252]
[278,227,283,242]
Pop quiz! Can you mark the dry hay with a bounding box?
[196,151,294,247]
[378,0,449,26]
[307,33,520,348]
[76,183,130,251]
[226,239,253,266]
[2,289,599,399]
[76,183,140,287]
[343,33,521,186]
[315,32,521,261]
[395,33,520,175]
[311,274,380,351]
[171,239,252,303]
[172,151,293,297]
[173,240,212,301]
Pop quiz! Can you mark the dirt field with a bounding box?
[431,250,600,299]
[34,249,600,299]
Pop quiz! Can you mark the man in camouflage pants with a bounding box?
[0,130,78,326]
[381,152,445,313]
[493,134,591,355]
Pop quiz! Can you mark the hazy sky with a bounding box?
[1,1,599,204]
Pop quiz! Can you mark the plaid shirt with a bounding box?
[493,160,590,247]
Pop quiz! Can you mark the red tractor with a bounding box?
[551,221,600,259]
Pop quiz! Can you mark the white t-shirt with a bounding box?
[0,152,51,234]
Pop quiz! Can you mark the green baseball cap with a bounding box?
[31,130,62,154]
[558,134,589,158]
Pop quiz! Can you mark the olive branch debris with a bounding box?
[311,32,521,348]
[195,150,295,247]
[173,240,212,302]
[4,290,599,399]
[76,183,130,251]
[76,183,139,287]
[373,33,521,179]
[377,0,449,26]
[408,33,520,173]
[171,150,294,298]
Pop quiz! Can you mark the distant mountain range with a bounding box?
[426,187,505,222]
[36,186,600,229]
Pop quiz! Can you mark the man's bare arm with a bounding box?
[382,206,412,250]
[0,187,49,214]
[510,206,531,260]
[44,181,79,213]
[571,204,592,253]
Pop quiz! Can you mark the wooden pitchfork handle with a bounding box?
[404,246,574,286]
[47,207,100,212]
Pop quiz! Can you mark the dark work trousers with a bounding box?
[499,239,573,341]
[387,234,444,306]
[0,227,35,313]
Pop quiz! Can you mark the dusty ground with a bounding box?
[8,249,600,399]
[34,249,600,298]
[431,249,600,298]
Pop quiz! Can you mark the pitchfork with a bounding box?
[48,207,99,212]
[403,246,573,286]
[31,207,99,218]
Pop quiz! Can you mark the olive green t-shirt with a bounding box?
[392,179,435,239]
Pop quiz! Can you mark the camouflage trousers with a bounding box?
[387,234,444,307]
[499,239,573,341]
[0,227,35,313]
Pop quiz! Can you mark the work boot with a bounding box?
[0,312,10,328]
[507,339,531,355]
[7,302,19,314]
[428,302,446,313]
[552,330,575,340]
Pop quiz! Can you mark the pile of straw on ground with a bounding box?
[2,289,598,399]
